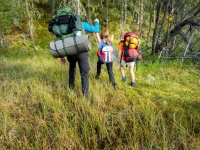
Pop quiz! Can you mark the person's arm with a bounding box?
[118,42,122,62]
[93,18,100,33]
[60,57,66,65]
[82,18,100,33]
[95,32,101,43]
[110,34,114,45]
[118,51,122,62]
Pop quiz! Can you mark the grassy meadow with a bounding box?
[0,28,200,149]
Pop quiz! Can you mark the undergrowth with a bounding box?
[0,44,199,149]
[0,19,200,149]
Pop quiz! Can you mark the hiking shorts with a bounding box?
[120,60,135,67]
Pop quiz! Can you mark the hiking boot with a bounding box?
[95,74,100,79]
[122,76,126,82]
[113,84,118,90]
[69,84,75,89]
[130,82,135,87]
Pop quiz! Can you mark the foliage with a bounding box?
[0,1,200,149]
[0,1,22,34]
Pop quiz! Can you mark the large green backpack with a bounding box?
[49,7,85,40]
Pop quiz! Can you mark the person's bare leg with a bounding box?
[120,65,126,82]
[129,66,135,86]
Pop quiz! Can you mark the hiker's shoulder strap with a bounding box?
[98,40,104,49]
[100,40,112,50]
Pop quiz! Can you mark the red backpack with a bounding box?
[123,32,142,62]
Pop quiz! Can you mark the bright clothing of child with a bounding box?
[118,33,136,86]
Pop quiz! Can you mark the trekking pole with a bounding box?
[136,60,138,71]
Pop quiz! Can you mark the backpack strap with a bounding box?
[99,40,104,50]
[54,41,62,58]
[100,40,112,51]
[56,26,69,56]
[99,40,103,56]
[73,37,81,54]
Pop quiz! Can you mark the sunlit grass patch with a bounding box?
[0,46,199,149]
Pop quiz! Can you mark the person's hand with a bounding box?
[94,18,99,23]
[117,59,121,70]
[60,57,66,65]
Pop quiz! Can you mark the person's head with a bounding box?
[100,29,111,44]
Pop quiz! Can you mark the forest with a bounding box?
[1,0,200,56]
[0,0,200,149]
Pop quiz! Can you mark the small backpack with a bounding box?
[123,32,142,62]
[48,7,85,40]
[98,40,114,63]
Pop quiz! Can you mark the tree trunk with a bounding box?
[154,2,200,53]
[25,0,37,52]
[123,0,127,25]
[181,30,195,65]
[152,1,162,55]
[77,0,80,15]
[139,0,143,30]
[87,0,91,23]
[153,2,156,24]
[146,0,153,48]
[0,32,4,48]
[157,0,169,43]
[121,0,127,25]
[106,0,108,29]
[120,0,123,25]
[156,18,200,53]
[131,7,135,32]
[63,0,66,6]
[178,31,194,52]
[51,0,56,19]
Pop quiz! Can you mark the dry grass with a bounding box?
[0,43,200,149]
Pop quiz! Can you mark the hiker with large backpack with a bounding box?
[49,6,100,97]
[49,7,100,57]
[95,29,117,89]
[59,18,100,98]
[118,32,142,87]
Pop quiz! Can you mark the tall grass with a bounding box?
[1,21,200,149]
[0,45,199,149]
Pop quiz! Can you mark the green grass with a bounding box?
[0,45,199,149]
[0,20,200,149]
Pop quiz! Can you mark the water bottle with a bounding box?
[75,31,81,36]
